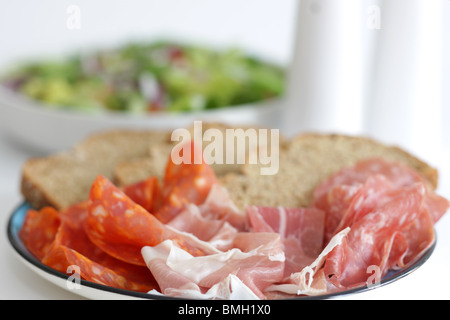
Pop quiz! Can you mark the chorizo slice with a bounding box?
[122,176,161,215]
[85,175,212,266]
[19,207,61,260]
[155,140,218,223]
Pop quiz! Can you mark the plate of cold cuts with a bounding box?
[7,156,450,300]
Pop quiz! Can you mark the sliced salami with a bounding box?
[155,140,218,223]
[323,183,430,288]
[122,176,161,214]
[313,158,425,201]
[313,158,450,242]
[44,244,158,292]
[19,207,61,260]
[24,201,158,292]
[85,175,214,266]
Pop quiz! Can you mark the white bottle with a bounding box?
[365,0,442,160]
[283,0,368,137]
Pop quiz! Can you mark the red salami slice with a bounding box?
[316,175,395,242]
[41,241,70,273]
[85,175,211,266]
[155,140,218,223]
[58,204,100,258]
[323,183,429,288]
[37,202,157,292]
[424,191,450,223]
[123,176,161,214]
[43,244,158,292]
[59,201,88,229]
[313,158,450,241]
[395,205,435,268]
[313,183,360,243]
[313,158,425,201]
[64,247,143,291]
[19,207,61,260]
[310,158,448,291]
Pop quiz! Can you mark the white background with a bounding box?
[0,0,449,300]
[0,0,297,67]
[444,0,450,151]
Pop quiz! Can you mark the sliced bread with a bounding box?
[220,133,438,210]
[21,129,171,210]
[113,122,285,186]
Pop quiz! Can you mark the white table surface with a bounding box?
[1,132,449,300]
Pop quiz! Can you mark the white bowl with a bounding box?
[0,86,285,153]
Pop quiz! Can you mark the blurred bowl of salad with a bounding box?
[0,41,286,152]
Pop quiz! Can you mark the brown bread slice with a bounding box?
[113,143,173,186]
[21,129,171,210]
[113,122,285,186]
[219,133,438,210]
[21,122,274,209]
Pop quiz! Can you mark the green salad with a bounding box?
[1,41,285,114]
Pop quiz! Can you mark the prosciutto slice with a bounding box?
[199,184,247,231]
[266,227,351,296]
[167,204,238,251]
[142,233,285,299]
[247,206,325,278]
[166,184,244,251]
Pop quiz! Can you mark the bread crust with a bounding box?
[21,166,59,209]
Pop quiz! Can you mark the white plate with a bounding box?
[0,86,285,153]
[7,202,437,300]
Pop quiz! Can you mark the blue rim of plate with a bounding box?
[7,202,437,300]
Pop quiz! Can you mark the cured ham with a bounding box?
[199,184,247,231]
[167,204,238,251]
[19,141,449,299]
[246,206,325,278]
[266,227,351,296]
[142,233,285,300]
[165,183,245,247]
